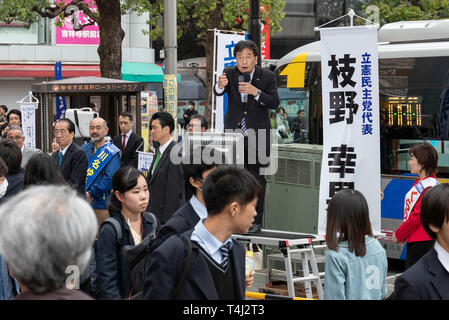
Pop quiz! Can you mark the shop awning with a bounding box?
[0,64,100,78]
[121,62,181,83]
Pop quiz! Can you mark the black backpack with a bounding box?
[80,217,123,299]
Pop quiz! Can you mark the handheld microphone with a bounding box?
[238,73,250,103]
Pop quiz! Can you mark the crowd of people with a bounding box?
[0,40,448,301]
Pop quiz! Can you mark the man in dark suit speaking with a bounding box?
[214,39,279,233]
[52,118,88,195]
[113,112,144,168]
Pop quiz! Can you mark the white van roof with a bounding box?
[277,19,449,69]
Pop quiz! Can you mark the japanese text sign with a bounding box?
[56,0,100,45]
[318,26,381,235]
[20,102,38,149]
[213,31,246,132]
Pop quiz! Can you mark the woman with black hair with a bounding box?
[324,189,388,300]
[96,166,158,299]
[23,153,66,189]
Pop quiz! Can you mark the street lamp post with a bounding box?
[249,0,261,66]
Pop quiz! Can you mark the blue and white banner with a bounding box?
[318,26,381,235]
[212,31,247,132]
[55,61,67,120]
[137,151,155,179]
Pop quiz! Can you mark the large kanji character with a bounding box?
[328,144,357,178]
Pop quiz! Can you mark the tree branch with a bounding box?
[32,0,98,22]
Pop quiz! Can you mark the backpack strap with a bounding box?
[101,217,123,245]
[143,212,158,239]
[172,234,192,300]
[124,213,159,272]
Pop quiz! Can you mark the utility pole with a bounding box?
[249,0,261,66]
[163,0,178,133]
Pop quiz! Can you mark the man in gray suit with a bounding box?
[7,126,42,168]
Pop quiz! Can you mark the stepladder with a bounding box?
[232,229,327,299]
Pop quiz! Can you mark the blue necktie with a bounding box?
[220,242,232,268]
[58,151,63,167]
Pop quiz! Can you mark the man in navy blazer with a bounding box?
[143,166,261,300]
[390,183,449,300]
[214,40,279,233]
[52,118,88,195]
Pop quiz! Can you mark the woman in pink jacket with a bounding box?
[393,142,439,269]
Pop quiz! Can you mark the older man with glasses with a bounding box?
[6,125,42,168]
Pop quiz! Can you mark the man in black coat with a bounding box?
[151,145,220,250]
[146,112,185,224]
[390,183,449,300]
[52,118,88,195]
[112,112,144,168]
[214,39,280,232]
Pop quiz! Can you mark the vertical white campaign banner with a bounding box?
[318,26,381,235]
[20,102,38,149]
[212,31,246,132]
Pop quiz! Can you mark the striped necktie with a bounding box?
[241,117,247,135]
[220,242,232,269]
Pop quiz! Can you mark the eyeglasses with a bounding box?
[8,135,23,140]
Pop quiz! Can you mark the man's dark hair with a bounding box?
[233,40,259,58]
[119,112,134,122]
[57,118,76,134]
[182,146,222,199]
[151,111,175,133]
[7,109,21,124]
[0,138,22,174]
[190,114,208,130]
[421,183,449,240]
[188,101,195,107]
[202,165,261,216]
[0,105,8,113]
[0,156,8,177]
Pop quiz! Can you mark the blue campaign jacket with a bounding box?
[324,236,388,300]
[82,141,121,210]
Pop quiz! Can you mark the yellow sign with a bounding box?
[163,74,178,137]
[280,53,307,88]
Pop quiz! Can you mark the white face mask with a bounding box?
[0,178,8,198]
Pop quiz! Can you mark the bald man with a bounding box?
[82,117,121,227]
